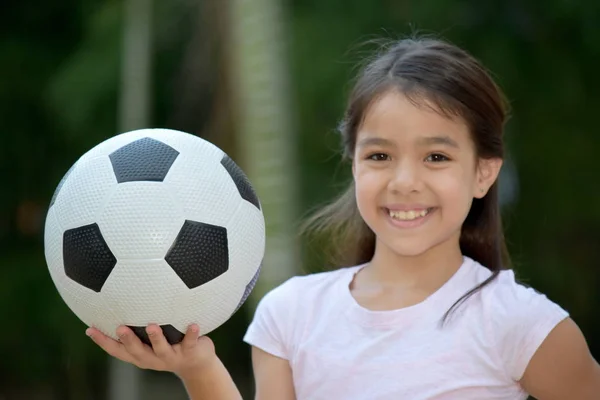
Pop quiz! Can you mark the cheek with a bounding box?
[355,174,376,203]
[432,170,475,207]
[355,166,388,191]
[354,170,383,216]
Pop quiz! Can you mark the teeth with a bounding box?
[389,209,430,220]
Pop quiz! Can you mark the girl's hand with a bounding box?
[86,324,217,379]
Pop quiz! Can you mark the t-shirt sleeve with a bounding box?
[491,271,570,381]
[243,277,299,360]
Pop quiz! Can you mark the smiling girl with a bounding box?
[87,37,600,400]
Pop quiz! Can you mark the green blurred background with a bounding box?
[1,0,599,399]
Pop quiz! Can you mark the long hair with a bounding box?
[303,36,511,323]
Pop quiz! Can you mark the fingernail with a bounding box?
[85,329,93,337]
[191,324,199,333]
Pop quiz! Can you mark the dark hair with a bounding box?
[304,36,511,324]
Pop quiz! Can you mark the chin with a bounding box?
[378,230,462,260]
[384,239,436,258]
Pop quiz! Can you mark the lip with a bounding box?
[383,207,435,229]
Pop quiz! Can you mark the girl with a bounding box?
[87,37,600,399]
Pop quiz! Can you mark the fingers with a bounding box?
[146,324,175,361]
[86,327,135,364]
[87,324,197,371]
[115,326,157,367]
[181,324,200,352]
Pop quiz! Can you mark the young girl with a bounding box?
[87,37,600,399]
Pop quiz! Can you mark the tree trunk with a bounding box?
[227,0,300,304]
[108,0,153,398]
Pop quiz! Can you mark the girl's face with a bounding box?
[353,90,501,259]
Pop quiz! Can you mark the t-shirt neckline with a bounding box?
[338,256,473,328]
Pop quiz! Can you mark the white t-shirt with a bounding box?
[243,256,569,400]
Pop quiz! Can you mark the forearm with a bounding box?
[180,358,243,400]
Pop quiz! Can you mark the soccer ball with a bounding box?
[44,128,265,345]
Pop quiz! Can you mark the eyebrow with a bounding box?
[356,137,396,148]
[356,135,460,149]
[417,135,460,149]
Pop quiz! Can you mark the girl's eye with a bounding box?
[367,153,390,161]
[425,153,450,163]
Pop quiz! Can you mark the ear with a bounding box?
[474,158,503,198]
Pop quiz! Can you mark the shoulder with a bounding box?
[244,266,357,358]
[256,266,357,311]
[477,264,566,320]
[469,260,570,381]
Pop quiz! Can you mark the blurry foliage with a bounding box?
[1,0,599,396]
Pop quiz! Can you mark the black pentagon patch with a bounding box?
[127,324,185,346]
[63,223,116,292]
[232,264,261,314]
[50,162,76,208]
[109,137,179,183]
[220,154,260,210]
[165,220,228,289]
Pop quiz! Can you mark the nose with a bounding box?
[388,160,422,194]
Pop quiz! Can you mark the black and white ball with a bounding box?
[44,128,265,345]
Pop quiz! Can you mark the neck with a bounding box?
[364,234,464,292]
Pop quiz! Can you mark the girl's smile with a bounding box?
[383,206,436,229]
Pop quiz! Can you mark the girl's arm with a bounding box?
[251,346,296,400]
[519,318,600,399]
[87,324,243,400]
[179,358,242,400]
